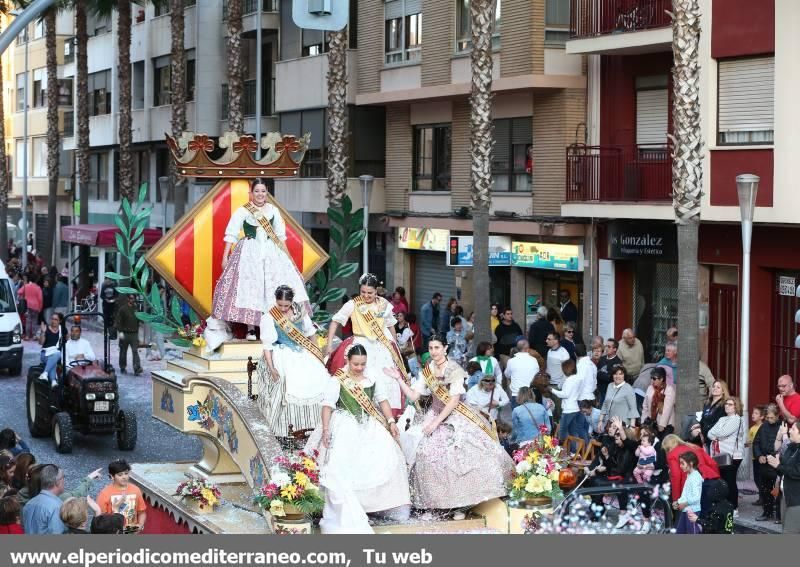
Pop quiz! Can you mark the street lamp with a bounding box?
[736,173,759,417]
[359,175,374,276]
[10,9,30,270]
[158,176,170,236]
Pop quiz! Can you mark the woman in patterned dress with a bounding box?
[211,178,309,340]
[386,333,514,514]
[326,273,405,417]
[257,285,328,437]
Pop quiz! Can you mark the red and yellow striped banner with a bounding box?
[145,179,328,318]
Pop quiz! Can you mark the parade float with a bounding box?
[120,131,520,534]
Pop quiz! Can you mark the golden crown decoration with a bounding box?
[165,130,311,179]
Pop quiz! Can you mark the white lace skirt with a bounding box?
[352,336,402,410]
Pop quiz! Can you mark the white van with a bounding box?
[0,264,24,375]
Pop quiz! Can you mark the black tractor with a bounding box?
[26,313,137,454]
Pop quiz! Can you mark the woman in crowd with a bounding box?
[490,304,500,334]
[767,421,800,533]
[16,464,102,507]
[211,178,310,340]
[326,273,406,417]
[598,365,639,432]
[531,371,557,420]
[707,396,747,512]
[0,455,15,497]
[469,342,503,385]
[0,496,23,534]
[661,434,720,508]
[60,496,101,534]
[306,345,410,531]
[673,451,704,534]
[0,429,30,457]
[753,403,782,521]
[10,453,35,491]
[690,380,729,449]
[465,370,509,422]
[511,386,551,445]
[394,311,416,373]
[257,285,328,437]
[37,313,64,389]
[390,287,409,315]
[640,366,676,436]
[387,333,514,516]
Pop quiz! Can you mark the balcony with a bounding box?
[567,0,672,55]
[566,143,672,202]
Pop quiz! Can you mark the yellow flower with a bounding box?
[280,484,298,501]
[512,476,527,490]
[201,488,217,506]
[302,458,317,471]
[193,337,206,347]
[549,470,560,481]
[543,435,552,447]
[525,476,545,494]
[269,500,286,517]
[294,471,309,488]
[542,478,553,492]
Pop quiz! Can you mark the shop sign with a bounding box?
[397,227,449,252]
[607,223,677,262]
[446,235,512,267]
[779,276,796,297]
[511,242,584,272]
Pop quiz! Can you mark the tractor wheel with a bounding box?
[116,410,138,451]
[53,412,74,454]
[26,372,50,438]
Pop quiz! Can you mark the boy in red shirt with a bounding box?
[96,459,147,532]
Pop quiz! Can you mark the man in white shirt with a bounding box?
[466,375,509,421]
[504,339,540,409]
[551,358,583,448]
[65,326,97,366]
[545,332,570,389]
[618,328,645,378]
[576,344,597,403]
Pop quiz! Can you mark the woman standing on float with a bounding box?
[385,333,514,514]
[257,285,328,437]
[306,345,411,532]
[212,178,310,340]
[326,274,407,417]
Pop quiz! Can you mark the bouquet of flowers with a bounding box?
[508,425,567,502]
[174,478,221,509]
[179,321,207,347]
[254,451,324,518]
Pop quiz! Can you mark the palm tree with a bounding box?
[116,0,133,199]
[169,0,187,221]
[671,0,704,423]
[0,2,10,262]
[42,7,60,266]
[326,28,348,206]
[226,0,243,134]
[75,0,90,293]
[469,0,496,346]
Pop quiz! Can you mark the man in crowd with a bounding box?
[618,328,645,378]
[561,322,578,361]
[52,276,70,317]
[494,308,523,366]
[505,339,540,408]
[776,375,800,425]
[597,338,622,403]
[419,292,441,352]
[658,341,678,384]
[528,305,554,359]
[22,465,66,534]
[65,325,97,366]
[559,289,578,328]
[545,332,570,389]
[100,275,118,339]
[115,294,142,376]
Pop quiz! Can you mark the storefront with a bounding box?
[397,228,456,310]
[446,235,512,311]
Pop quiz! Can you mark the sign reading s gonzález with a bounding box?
[607,222,677,262]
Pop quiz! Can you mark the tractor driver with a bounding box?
[65,326,97,367]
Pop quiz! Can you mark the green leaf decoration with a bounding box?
[314,270,327,291]
[344,229,366,253]
[140,267,150,290]
[150,285,163,315]
[122,199,133,223]
[151,322,178,335]
[319,287,347,305]
[350,208,364,231]
[130,237,144,257]
[329,227,343,248]
[327,254,339,276]
[133,255,146,276]
[327,208,344,227]
[138,182,148,203]
[333,262,359,280]
[131,223,145,242]
[114,233,126,256]
[169,337,193,348]
[312,311,332,325]
[104,271,125,281]
[114,215,128,239]
[188,309,200,326]
[135,312,159,323]
[170,296,182,324]
[116,287,139,295]
[342,194,352,215]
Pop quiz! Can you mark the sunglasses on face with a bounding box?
[482,379,496,384]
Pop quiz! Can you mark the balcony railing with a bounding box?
[62,111,74,138]
[570,0,672,39]
[222,0,278,19]
[566,143,672,202]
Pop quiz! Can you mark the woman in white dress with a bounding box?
[305,345,411,531]
[326,274,407,417]
[212,178,309,340]
[257,285,329,437]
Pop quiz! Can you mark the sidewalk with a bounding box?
[734,479,782,534]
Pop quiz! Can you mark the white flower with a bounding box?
[270,471,292,488]
[515,461,532,475]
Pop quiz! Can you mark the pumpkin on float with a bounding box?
[559,468,577,490]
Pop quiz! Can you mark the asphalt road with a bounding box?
[0,334,201,497]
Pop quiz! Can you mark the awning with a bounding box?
[61,224,163,248]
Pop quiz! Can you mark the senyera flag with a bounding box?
[146,179,328,318]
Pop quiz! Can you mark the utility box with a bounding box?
[292,0,348,30]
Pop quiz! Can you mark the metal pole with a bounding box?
[359,176,373,275]
[740,218,752,417]
[159,176,169,236]
[21,37,29,270]
[255,1,262,156]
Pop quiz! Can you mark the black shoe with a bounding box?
[752,498,763,506]
[134,368,143,376]
[755,514,773,521]
[119,368,127,374]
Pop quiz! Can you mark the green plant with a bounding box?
[306,195,365,325]
[104,182,200,347]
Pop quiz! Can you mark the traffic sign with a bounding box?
[292,0,348,31]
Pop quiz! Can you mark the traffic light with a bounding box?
[292,0,348,31]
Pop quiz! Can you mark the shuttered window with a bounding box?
[636,89,668,146]
[718,56,774,145]
[492,117,532,192]
[385,0,422,64]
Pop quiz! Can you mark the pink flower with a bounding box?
[538,424,549,434]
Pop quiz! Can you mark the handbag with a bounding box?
[711,417,741,467]
[17,287,27,314]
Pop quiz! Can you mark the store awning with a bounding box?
[61,224,163,248]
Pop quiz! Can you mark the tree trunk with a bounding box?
[469,0,496,346]
[226,0,244,134]
[671,0,704,424]
[43,9,60,266]
[117,0,133,200]
[76,0,91,298]
[326,28,348,206]
[0,12,8,263]
[170,0,187,223]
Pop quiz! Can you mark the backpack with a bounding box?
[698,478,734,534]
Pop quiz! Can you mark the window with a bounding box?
[64,38,75,64]
[153,51,196,107]
[384,1,422,64]
[14,140,26,177]
[413,124,451,191]
[132,151,150,195]
[302,29,330,56]
[280,109,327,177]
[63,111,75,137]
[58,79,73,106]
[132,61,145,109]
[492,117,532,192]
[718,56,774,145]
[456,0,501,52]
[88,152,109,200]
[33,19,44,40]
[16,74,25,112]
[88,70,111,116]
[635,75,668,147]
[87,13,110,36]
[16,25,29,45]
[32,138,47,178]
[155,148,171,202]
[32,68,46,108]
[545,0,570,47]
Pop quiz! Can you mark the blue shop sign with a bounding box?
[446,235,512,266]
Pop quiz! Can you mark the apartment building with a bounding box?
[9,12,75,264]
[2,12,16,241]
[276,0,588,327]
[562,0,796,406]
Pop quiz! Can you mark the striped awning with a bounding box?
[145,179,328,318]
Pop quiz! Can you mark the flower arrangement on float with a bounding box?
[174,478,222,511]
[508,425,568,506]
[179,321,207,347]
[254,451,324,519]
